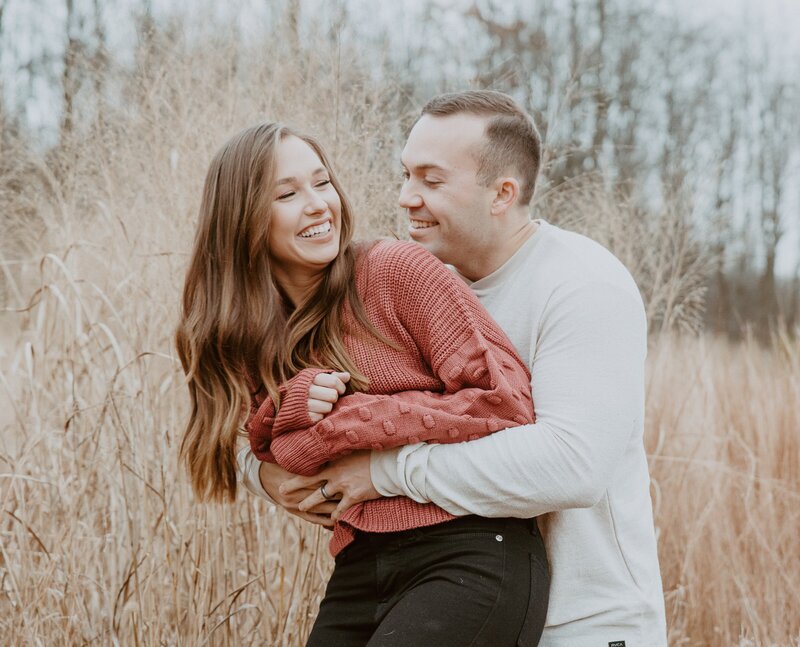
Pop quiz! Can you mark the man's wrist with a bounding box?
[369,446,408,497]
[236,446,276,503]
[258,461,282,501]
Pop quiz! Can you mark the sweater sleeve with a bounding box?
[246,367,328,461]
[269,242,535,476]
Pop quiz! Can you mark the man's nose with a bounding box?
[398,181,423,209]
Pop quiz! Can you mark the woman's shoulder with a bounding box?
[358,238,443,278]
[353,239,472,312]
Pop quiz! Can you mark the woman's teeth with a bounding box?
[299,221,332,238]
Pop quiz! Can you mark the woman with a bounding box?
[176,123,549,646]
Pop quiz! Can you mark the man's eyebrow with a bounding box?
[403,162,448,173]
[275,167,328,185]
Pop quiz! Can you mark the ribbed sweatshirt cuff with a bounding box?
[272,368,328,436]
[270,427,330,476]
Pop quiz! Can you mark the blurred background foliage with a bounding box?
[1,0,798,339]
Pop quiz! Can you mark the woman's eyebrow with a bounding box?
[275,167,328,185]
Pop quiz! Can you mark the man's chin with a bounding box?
[407,230,434,247]
[410,237,452,263]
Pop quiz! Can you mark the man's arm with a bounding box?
[370,281,647,518]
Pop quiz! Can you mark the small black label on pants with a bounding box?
[609,642,626,647]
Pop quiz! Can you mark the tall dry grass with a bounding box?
[646,333,800,646]
[1,18,799,646]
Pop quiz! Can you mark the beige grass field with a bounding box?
[1,31,799,646]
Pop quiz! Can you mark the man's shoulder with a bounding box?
[525,222,640,297]
[535,222,627,270]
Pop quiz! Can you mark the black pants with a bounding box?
[306,516,549,647]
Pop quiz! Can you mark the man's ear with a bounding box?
[490,177,520,216]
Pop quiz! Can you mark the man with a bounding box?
[238,90,668,646]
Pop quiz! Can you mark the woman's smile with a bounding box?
[298,218,334,240]
[268,135,343,289]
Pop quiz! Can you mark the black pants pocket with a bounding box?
[516,531,550,646]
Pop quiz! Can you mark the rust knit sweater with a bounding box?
[247,240,535,556]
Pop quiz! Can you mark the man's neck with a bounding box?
[457,219,539,282]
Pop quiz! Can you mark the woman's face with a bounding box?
[268,135,342,283]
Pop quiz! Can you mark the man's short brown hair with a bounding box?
[421,90,542,206]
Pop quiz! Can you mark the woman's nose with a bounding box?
[304,193,327,215]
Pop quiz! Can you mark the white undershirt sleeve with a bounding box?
[236,445,277,504]
[370,281,647,518]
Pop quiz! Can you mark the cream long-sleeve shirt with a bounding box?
[238,221,667,646]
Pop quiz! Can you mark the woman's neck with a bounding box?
[273,266,324,308]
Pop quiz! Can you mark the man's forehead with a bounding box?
[402,114,486,169]
[399,142,450,171]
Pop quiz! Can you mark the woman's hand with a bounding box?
[308,371,350,423]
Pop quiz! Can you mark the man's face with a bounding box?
[399,114,496,267]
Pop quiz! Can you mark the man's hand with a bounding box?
[258,461,336,527]
[281,451,381,521]
[308,371,350,423]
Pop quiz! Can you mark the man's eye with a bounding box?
[424,179,442,187]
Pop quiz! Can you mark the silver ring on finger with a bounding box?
[320,482,338,502]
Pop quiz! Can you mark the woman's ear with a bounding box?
[490,176,520,217]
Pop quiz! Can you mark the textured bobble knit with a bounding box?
[247,240,534,556]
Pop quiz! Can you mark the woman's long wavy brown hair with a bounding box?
[176,123,381,502]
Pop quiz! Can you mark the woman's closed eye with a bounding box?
[315,179,332,189]
[277,191,296,200]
